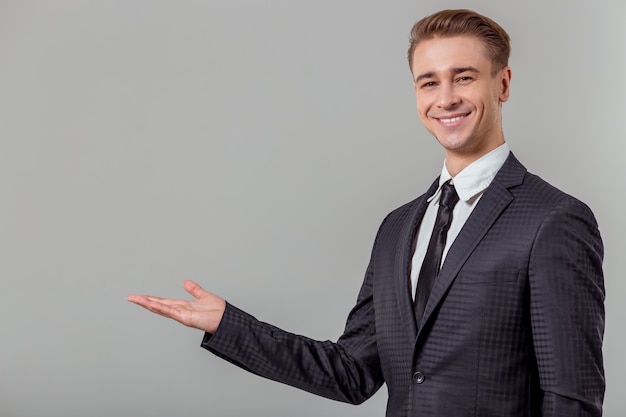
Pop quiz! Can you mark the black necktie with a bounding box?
[414,180,460,328]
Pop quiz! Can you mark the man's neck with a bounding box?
[444,139,506,177]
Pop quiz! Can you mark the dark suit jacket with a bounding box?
[202,153,605,416]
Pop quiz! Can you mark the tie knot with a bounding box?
[439,181,460,208]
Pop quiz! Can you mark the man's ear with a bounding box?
[499,66,512,103]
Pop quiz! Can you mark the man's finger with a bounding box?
[127,294,154,305]
[142,295,189,307]
[138,298,183,320]
[129,294,187,307]
[183,280,209,299]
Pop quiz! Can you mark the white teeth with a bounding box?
[440,116,463,123]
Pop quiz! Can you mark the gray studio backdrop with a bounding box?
[1,1,624,416]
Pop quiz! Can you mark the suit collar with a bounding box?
[437,143,511,203]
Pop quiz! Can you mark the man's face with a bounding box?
[411,36,511,167]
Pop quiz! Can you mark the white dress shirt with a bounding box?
[410,143,510,299]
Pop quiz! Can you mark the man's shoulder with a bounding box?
[499,167,599,231]
[515,170,587,207]
[495,153,590,209]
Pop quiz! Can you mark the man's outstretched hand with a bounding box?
[127,280,226,334]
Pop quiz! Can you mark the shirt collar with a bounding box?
[428,143,510,203]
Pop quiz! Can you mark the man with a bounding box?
[128,9,605,416]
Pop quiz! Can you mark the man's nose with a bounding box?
[437,83,460,108]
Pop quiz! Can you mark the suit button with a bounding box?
[413,371,425,384]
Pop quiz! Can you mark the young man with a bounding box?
[128,9,605,416]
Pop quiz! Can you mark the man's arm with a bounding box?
[529,198,605,416]
[201,263,383,404]
[128,251,384,404]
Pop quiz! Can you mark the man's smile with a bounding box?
[434,112,471,126]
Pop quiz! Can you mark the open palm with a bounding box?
[128,280,226,334]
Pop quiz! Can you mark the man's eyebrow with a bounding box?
[414,72,434,84]
[452,66,480,75]
[414,67,480,83]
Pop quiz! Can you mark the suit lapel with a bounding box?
[416,153,527,338]
[395,178,440,339]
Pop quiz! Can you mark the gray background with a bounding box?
[1,0,624,416]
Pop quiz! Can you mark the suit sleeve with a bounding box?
[529,197,605,416]
[200,232,385,404]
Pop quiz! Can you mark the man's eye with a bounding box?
[421,81,436,88]
[456,76,472,83]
